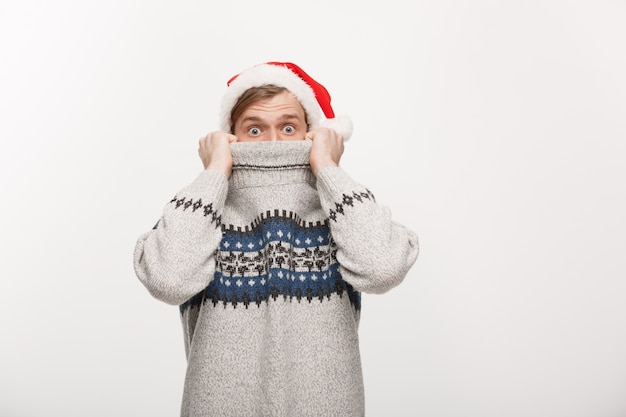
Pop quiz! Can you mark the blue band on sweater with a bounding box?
[180,214,361,311]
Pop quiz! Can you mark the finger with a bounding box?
[199,134,211,147]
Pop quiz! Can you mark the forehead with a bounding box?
[239,91,305,119]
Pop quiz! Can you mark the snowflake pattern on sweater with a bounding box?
[180,210,361,311]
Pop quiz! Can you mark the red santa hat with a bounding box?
[219,62,353,140]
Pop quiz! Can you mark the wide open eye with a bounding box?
[248,127,261,136]
[282,125,295,134]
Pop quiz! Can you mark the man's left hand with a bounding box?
[306,128,344,177]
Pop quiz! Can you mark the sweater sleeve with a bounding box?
[315,166,419,294]
[133,169,229,305]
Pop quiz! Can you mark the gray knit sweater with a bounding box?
[133,140,419,417]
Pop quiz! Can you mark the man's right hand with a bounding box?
[198,132,238,178]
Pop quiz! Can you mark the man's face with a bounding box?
[233,91,308,142]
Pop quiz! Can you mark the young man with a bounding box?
[134,62,419,417]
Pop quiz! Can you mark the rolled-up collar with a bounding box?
[229,140,315,189]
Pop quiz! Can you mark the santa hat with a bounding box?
[219,62,353,140]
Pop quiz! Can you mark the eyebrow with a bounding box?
[239,114,302,125]
[277,114,301,121]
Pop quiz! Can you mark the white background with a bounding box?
[1,1,625,416]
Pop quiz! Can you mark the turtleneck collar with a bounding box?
[229,140,315,189]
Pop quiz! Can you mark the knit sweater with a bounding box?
[133,140,419,417]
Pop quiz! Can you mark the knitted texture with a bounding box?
[133,140,419,417]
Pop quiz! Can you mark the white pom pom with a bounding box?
[320,115,353,141]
